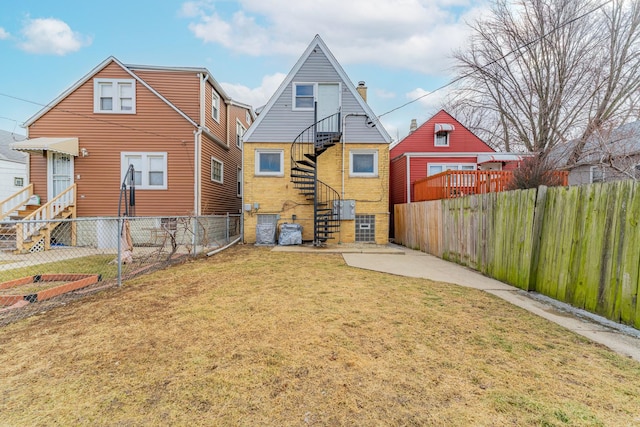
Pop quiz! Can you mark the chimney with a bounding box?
[409,118,417,134]
[356,81,367,102]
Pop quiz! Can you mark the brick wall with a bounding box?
[243,142,389,244]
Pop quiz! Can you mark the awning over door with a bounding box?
[10,137,79,156]
[477,153,524,164]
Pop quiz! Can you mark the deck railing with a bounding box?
[16,184,76,251]
[0,184,34,220]
[413,170,568,202]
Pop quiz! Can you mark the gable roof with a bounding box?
[243,34,391,143]
[548,121,640,167]
[0,130,27,163]
[390,109,494,152]
[23,57,237,129]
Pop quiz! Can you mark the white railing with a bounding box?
[16,184,76,250]
[0,184,33,220]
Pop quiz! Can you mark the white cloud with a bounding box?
[0,28,9,40]
[19,18,91,55]
[221,72,287,108]
[182,0,490,75]
[374,89,396,100]
[406,87,448,111]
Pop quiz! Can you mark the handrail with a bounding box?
[413,170,568,202]
[0,183,34,220]
[290,111,341,175]
[17,184,76,245]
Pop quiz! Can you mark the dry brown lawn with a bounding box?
[0,245,639,426]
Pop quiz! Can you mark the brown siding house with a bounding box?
[14,57,254,217]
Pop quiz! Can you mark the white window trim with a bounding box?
[121,152,167,190]
[349,149,378,178]
[292,82,315,111]
[255,149,284,177]
[434,131,451,147]
[237,166,242,198]
[236,119,246,149]
[211,156,224,184]
[94,78,136,114]
[427,163,477,176]
[245,111,251,125]
[212,89,220,123]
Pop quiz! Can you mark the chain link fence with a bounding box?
[0,214,241,326]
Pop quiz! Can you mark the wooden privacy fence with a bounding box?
[394,181,640,329]
[413,170,569,202]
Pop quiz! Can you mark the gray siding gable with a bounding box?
[245,35,390,144]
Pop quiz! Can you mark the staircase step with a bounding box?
[297,159,315,168]
[292,166,314,174]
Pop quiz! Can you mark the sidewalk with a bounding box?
[273,243,640,363]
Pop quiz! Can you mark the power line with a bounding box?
[377,0,614,119]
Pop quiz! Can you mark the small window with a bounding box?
[428,164,477,176]
[246,111,251,125]
[590,165,605,183]
[236,119,246,148]
[350,150,378,177]
[255,149,284,176]
[434,131,450,146]
[94,79,136,114]
[211,157,223,183]
[293,83,314,110]
[237,166,242,197]
[14,177,24,187]
[121,152,167,189]
[212,89,220,122]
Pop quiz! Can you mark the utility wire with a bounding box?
[377,0,614,119]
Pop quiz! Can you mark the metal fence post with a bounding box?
[117,217,122,287]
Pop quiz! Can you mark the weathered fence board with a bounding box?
[394,180,640,328]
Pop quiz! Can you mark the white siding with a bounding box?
[0,159,28,201]
[246,46,387,144]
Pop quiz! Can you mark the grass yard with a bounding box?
[0,245,638,426]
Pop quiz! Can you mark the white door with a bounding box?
[317,83,340,132]
[48,152,73,199]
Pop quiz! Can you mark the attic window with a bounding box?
[293,83,314,110]
[94,79,136,114]
[434,123,455,147]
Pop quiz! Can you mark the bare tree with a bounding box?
[447,0,640,158]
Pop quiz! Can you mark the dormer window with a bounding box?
[94,79,136,114]
[434,123,454,147]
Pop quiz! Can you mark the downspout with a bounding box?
[406,155,411,203]
[195,72,210,216]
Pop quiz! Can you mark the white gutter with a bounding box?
[406,155,411,204]
[195,73,210,216]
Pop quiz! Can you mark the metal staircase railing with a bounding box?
[290,105,342,246]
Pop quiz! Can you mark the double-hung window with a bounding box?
[255,149,284,176]
[121,152,167,190]
[236,120,246,148]
[212,89,220,122]
[433,123,454,147]
[350,150,378,177]
[293,83,314,110]
[211,157,223,183]
[94,79,136,113]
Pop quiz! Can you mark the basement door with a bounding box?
[48,152,74,200]
[317,83,340,132]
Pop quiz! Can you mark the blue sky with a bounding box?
[0,0,488,142]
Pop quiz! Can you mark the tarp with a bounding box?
[278,223,302,246]
[10,137,79,156]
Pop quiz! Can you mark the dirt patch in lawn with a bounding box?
[0,244,638,426]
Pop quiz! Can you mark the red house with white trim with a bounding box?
[389,110,521,236]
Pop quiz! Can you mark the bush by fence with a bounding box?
[394,181,640,329]
[0,214,241,326]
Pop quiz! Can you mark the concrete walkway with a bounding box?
[274,243,640,362]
